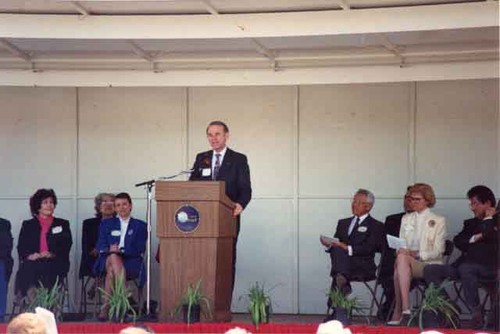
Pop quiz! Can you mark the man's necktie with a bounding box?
[349,216,360,236]
[213,153,221,180]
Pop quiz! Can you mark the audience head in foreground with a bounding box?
[7,312,47,334]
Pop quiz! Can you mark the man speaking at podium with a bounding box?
[189,120,252,290]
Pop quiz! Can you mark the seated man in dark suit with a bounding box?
[0,217,13,323]
[424,185,498,329]
[320,189,385,319]
[377,186,412,320]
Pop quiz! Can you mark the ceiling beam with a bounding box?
[127,40,162,72]
[378,34,405,66]
[200,0,220,16]
[0,38,32,63]
[68,1,91,17]
[0,2,496,39]
[127,40,154,63]
[335,0,351,11]
[251,38,278,71]
[0,61,497,87]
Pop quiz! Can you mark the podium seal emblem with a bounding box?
[174,205,200,233]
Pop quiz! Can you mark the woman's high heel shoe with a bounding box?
[386,318,402,326]
[386,310,411,326]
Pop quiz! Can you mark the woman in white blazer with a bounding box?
[388,183,446,325]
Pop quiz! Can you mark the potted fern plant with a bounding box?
[27,277,64,321]
[98,272,136,323]
[408,281,459,330]
[240,282,276,329]
[326,287,359,325]
[177,279,212,324]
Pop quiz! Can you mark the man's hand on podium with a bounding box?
[233,203,243,216]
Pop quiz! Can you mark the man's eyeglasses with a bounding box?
[351,200,369,205]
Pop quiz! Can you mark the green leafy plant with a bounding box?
[27,277,64,321]
[98,272,136,323]
[409,281,459,330]
[176,279,212,324]
[240,282,277,329]
[326,287,360,318]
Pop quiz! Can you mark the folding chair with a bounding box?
[350,251,384,317]
[10,274,69,319]
[453,278,498,314]
[79,275,104,317]
[94,260,145,318]
[386,240,455,321]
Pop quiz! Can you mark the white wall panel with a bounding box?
[233,199,295,313]
[299,83,412,198]
[415,79,499,196]
[0,87,76,197]
[188,86,296,198]
[78,87,187,198]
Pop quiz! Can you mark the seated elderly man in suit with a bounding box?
[94,192,146,321]
[424,185,498,329]
[320,189,385,319]
[0,217,13,323]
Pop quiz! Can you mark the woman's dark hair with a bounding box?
[29,188,58,216]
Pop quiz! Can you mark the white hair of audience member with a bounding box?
[224,326,252,334]
[119,326,153,334]
[7,312,47,334]
[420,331,444,334]
[34,307,57,334]
[316,320,352,334]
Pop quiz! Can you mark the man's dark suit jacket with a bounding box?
[330,214,385,280]
[379,212,405,279]
[0,218,13,282]
[453,214,499,268]
[17,217,73,275]
[189,148,252,209]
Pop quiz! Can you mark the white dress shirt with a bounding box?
[118,216,130,249]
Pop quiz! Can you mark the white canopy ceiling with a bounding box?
[0,0,497,86]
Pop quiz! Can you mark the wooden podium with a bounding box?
[156,181,236,322]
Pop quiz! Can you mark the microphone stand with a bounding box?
[134,169,192,320]
[134,178,156,321]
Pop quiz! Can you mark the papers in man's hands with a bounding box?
[320,235,339,247]
[386,235,407,250]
